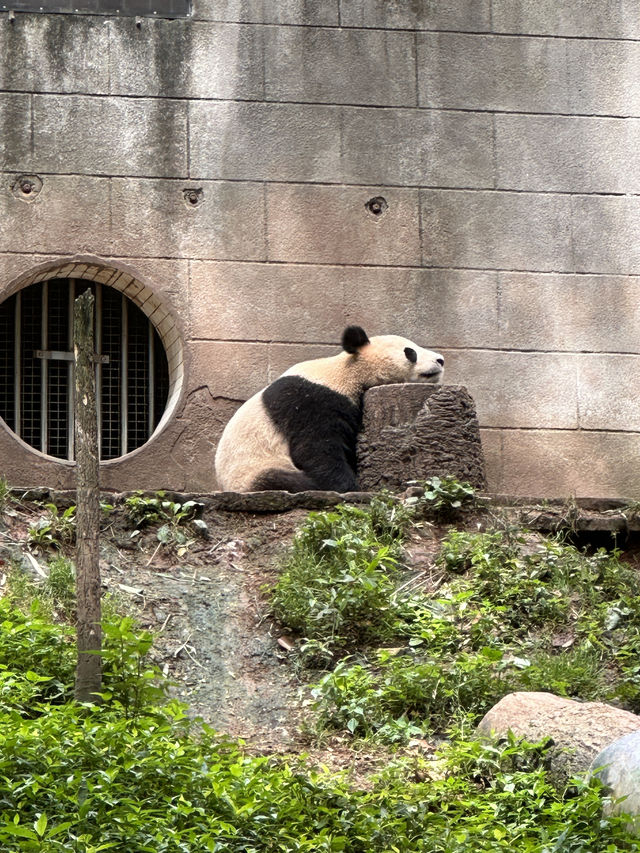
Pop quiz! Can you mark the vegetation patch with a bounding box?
[271,485,640,743]
[0,479,639,850]
[0,587,637,852]
[124,491,207,553]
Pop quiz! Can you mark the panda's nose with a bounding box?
[436,357,444,367]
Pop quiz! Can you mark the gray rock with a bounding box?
[590,730,640,831]
[209,490,373,513]
[356,384,486,492]
[477,691,640,781]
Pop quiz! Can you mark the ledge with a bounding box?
[11,487,640,530]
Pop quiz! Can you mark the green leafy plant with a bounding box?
[0,594,636,852]
[100,617,167,717]
[27,503,76,550]
[0,597,75,710]
[272,496,414,655]
[298,515,640,741]
[310,646,517,742]
[406,476,478,520]
[124,491,206,552]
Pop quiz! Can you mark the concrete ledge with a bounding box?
[12,487,640,528]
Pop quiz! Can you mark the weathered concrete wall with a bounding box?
[1,1,640,497]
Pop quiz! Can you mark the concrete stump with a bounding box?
[356,384,486,492]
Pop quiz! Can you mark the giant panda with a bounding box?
[214,325,444,493]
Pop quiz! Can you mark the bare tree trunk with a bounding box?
[74,289,102,703]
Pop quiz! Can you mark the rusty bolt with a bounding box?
[11,174,43,202]
[365,196,388,217]
[183,187,204,207]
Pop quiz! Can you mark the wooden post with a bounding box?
[74,289,102,702]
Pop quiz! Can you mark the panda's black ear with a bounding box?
[342,326,370,354]
[404,347,417,364]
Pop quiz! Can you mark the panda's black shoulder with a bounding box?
[262,375,360,442]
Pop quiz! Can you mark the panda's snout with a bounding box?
[418,353,444,381]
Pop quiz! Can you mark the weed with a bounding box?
[310,647,515,742]
[0,476,12,512]
[297,515,640,741]
[124,491,206,553]
[620,499,640,523]
[41,555,76,618]
[272,497,412,655]
[27,503,76,549]
[515,644,609,699]
[406,476,478,520]
[292,492,413,558]
[6,555,131,633]
[557,493,582,534]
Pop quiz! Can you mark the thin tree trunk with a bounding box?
[74,289,102,703]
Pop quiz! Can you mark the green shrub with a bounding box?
[2,699,636,853]
[0,597,75,709]
[272,496,413,653]
[0,595,636,852]
[310,647,518,741]
[100,617,167,717]
[303,522,640,741]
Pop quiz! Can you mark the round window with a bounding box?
[0,277,170,460]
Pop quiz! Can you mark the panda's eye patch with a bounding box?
[404,347,417,364]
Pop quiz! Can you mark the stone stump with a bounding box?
[356,384,486,492]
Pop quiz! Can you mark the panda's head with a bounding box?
[342,325,444,389]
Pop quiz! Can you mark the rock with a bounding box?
[590,730,640,831]
[208,489,373,513]
[477,691,640,781]
[356,384,486,493]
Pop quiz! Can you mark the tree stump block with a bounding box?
[356,384,486,492]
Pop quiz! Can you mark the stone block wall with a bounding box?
[1,0,640,497]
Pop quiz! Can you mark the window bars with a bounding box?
[0,279,169,461]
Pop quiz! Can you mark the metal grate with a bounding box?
[47,279,71,459]
[100,285,123,459]
[20,286,42,451]
[0,279,169,461]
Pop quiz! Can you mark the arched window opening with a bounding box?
[0,278,169,461]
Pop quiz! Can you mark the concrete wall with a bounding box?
[1,0,640,497]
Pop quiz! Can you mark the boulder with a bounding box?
[477,691,640,781]
[356,384,486,493]
[590,730,640,831]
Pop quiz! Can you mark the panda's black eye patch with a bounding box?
[404,347,417,364]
